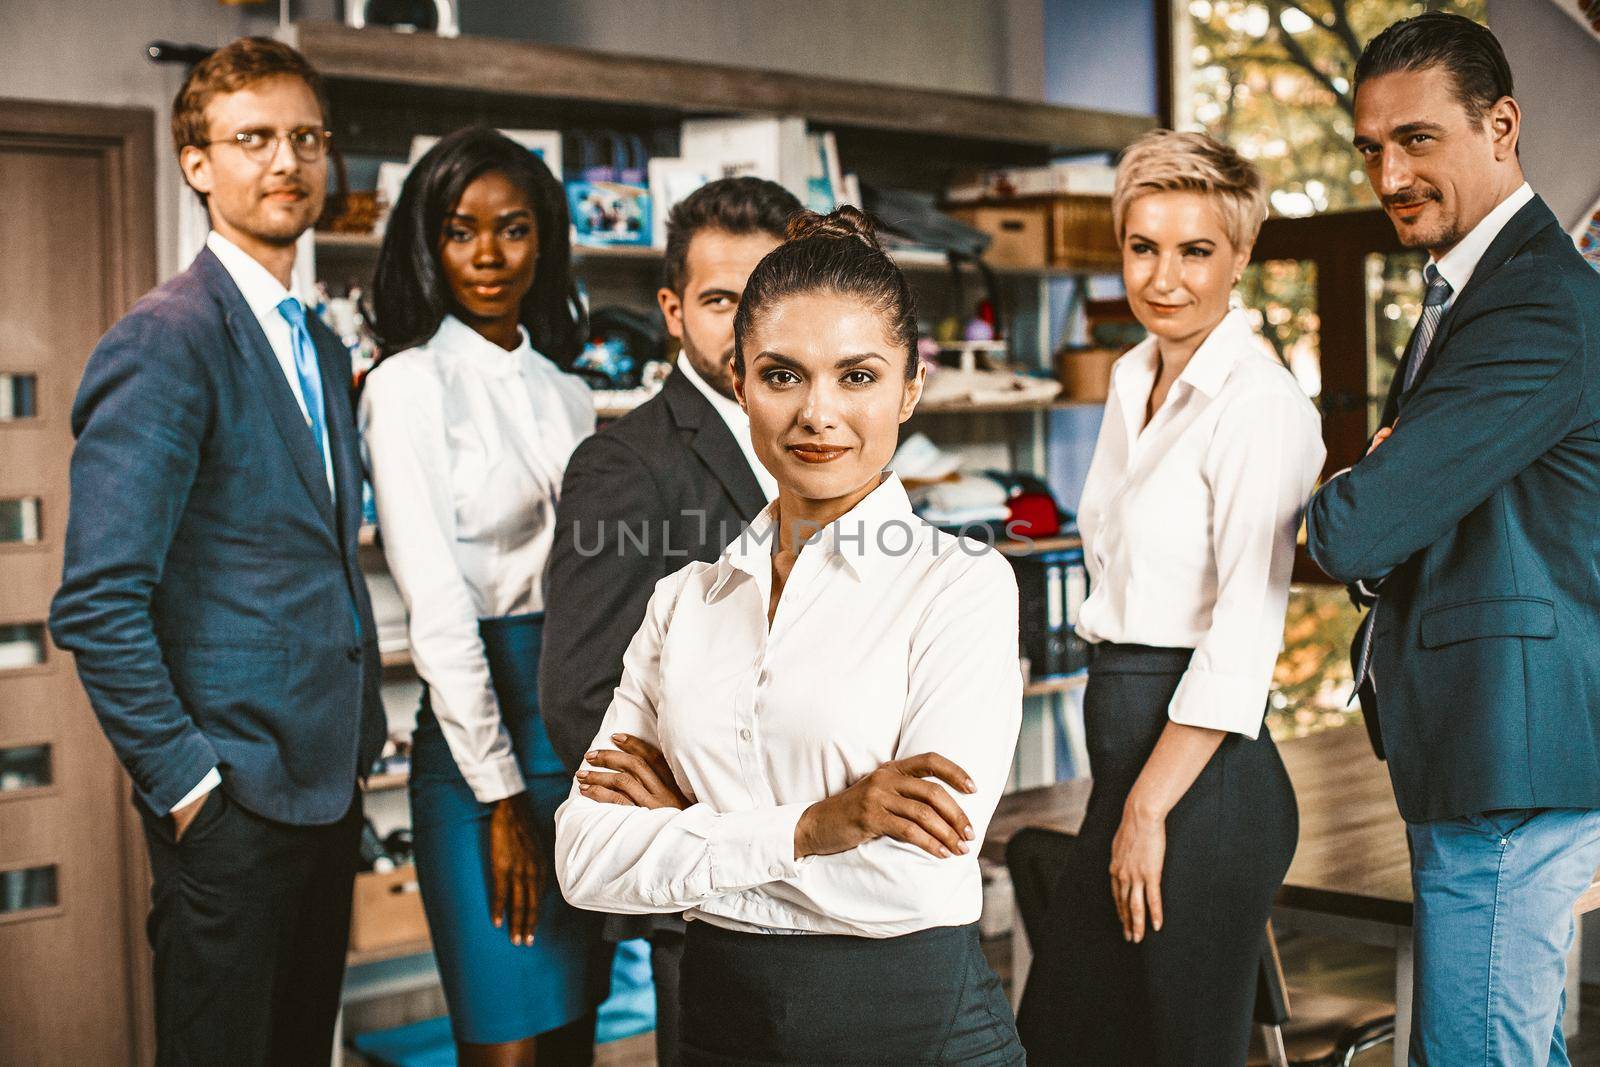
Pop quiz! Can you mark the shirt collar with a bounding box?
[706,471,917,602]
[433,313,534,376]
[1431,182,1534,295]
[676,353,748,427]
[206,230,300,321]
[1112,305,1252,403]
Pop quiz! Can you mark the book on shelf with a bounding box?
[944,162,1117,204]
[679,115,811,203]
[804,131,844,214]
[647,158,713,248]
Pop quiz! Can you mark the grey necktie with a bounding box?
[1401,264,1454,393]
[1351,264,1455,696]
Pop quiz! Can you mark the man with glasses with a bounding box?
[49,37,384,1065]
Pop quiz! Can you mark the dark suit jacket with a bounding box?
[49,247,386,826]
[540,367,767,772]
[1308,195,1600,823]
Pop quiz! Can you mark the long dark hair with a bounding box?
[369,126,584,365]
[732,205,919,381]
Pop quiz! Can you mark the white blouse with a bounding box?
[1076,308,1324,738]
[359,315,596,802]
[553,474,1022,938]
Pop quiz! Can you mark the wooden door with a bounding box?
[0,99,158,1066]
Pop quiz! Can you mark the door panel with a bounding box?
[0,100,157,1066]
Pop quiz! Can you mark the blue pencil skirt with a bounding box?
[409,612,611,1045]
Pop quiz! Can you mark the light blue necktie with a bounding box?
[275,296,332,482]
[1352,264,1457,694]
[277,295,362,640]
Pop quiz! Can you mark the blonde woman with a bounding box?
[1016,130,1324,1065]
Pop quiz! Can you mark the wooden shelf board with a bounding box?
[362,771,408,793]
[380,647,413,672]
[995,535,1082,557]
[293,21,1153,156]
[347,936,432,968]
[1023,672,1087,698]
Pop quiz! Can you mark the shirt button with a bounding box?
[739,728,752,742]
[768,864,784,878]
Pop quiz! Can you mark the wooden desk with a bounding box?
[985,723,1599,1066]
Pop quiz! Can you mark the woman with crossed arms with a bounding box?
[553,206,1025,1066]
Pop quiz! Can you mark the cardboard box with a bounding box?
[1056,346,1120,402]
[947,203,1050,270]
[349,865,428,955]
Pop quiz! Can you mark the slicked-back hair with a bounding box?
[732,205,919,382]
[1355,13,1514,124]
[662,177,803,294]
[369,126,583,365]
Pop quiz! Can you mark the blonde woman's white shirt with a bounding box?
[1075,307,1325,738]
[554,473,1022,938]
[359,315,596,803]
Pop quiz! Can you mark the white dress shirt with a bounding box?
[359,315,596,802]
[675,354,779,502]
[1430,182,1533,314]
[1075,307,1325,738]
[206,230,334,494]
[172,232,334,816]
[554,473,1021,937]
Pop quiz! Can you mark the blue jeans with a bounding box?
[1408,807,1600,1066]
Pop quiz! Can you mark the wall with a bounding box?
[1044,0,1159,117]
[1488,0,1600,229]
[461,0,1046,101]
[0,1,350,279]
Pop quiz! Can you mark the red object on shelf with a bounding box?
[1006,492,1060,540]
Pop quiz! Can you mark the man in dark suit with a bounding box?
[541,177,801,1064]
[1307,15,1600,1064]
[48,38,384,1066]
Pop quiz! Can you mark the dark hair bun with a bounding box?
[785,204,883,252]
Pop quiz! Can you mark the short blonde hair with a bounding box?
[1111,129,1267,251]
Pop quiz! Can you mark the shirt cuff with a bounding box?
[701,803,811,891]
[170,767,221,815]
[1167,667,1268,738]
[461,754,528,805]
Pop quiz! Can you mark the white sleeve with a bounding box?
[1167,389,1326,737]
[553,570,809,914]
[169,767,221,815]
[762,550,1023,930]
[359,366,524,803]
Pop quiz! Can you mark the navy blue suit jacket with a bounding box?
[49,247,386,825]
[1308,195,1600,823]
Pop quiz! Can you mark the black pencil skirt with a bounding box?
[676,920,1024,1066]
[1016,643,1299,1066]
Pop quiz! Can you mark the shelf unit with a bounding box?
[313,20,1141,1015]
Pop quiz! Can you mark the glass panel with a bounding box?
[1366,250,1430,434]
[0,623,46,670]
[0,865,58,915]
[1267,584,1363,740]
[0,744,51,792]
[1237,259,1320,400]
[0,373,38,420]
[0,498,42,544]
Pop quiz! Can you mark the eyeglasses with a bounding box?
[202,126,332,165]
